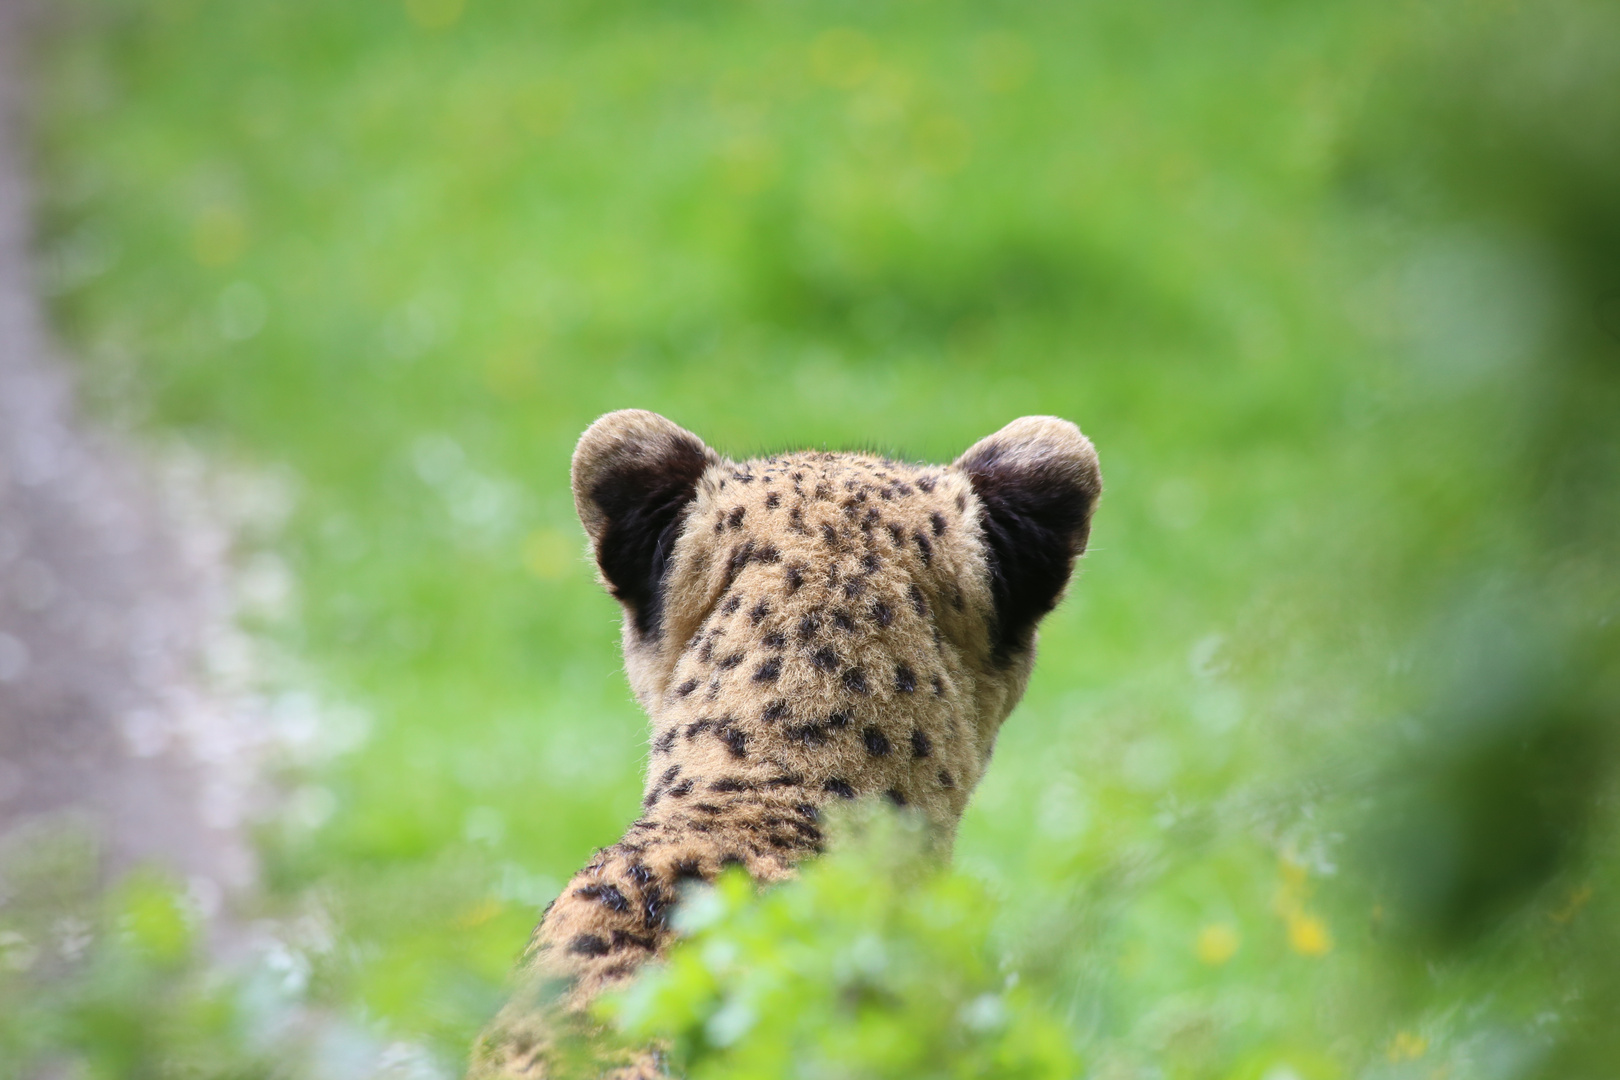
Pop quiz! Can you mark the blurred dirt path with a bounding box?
[0,0,263,917]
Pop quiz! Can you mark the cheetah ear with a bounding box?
[954,416,1102,661]
[572,410,719,639]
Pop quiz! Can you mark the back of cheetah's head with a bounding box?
[573,411,1102,839]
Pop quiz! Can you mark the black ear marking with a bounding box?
[956,417,1101,663]
[573,411,715,638]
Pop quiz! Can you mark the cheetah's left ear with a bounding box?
[954,416,1102,662]
[573,410,720,639]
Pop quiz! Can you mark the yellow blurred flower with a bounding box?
[1287,911,1333,956]
[1387,1030,1427,1062]
[1549,884,1593,925]
[456,897,503,929]
[1195,922,1240,965]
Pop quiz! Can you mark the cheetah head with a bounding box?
[571,410,1101,836]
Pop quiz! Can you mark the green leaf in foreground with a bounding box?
[604,809,1078,1080]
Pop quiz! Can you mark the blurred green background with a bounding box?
[7,0,1618,1076]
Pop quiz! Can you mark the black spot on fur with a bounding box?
[755,543,780,563]
[642,884,672,929]
[668,779,693,797]
[794,802,821,821]
[894,663,916,693]
[612,929,658,952]
[765,773,803,788]
[885,788,908,807]
[673,858,706,883]
[843,667,869,695]
[910,730,933,758]
[863,726,891,756]
[762,699,790,722]
[916,476,936,493]
[913,531,933,565]
[938,769,956,789]
[589,432,708,638]
[728,506,746,529]
[627,862,653,888]
[887,522,905,545]
[765,491,781,509]
[870,600,893,627]
[685,719,713,739]
[786,723,830,745]
[570,934,611,957]
[827,709,852,729]
[753,657,782,682]
[710,778,750,793]
[932,675,946,697]
[722,542,754,590]
[909,583,928,617]
[799,612,823,640]
[786,565,805,591]
[811,645,838,671]
[930,511,948,536]
[959,436,1098,662]
[763,630,787,649]
[576,883,629,913]
[824,778,856,799]
[749,601,770,624]
[721,595,741,615]
[843,577,866,599]
[832,609,854,632]
[717,724,749,759]
[718,652,746,670]
[676,678,699,697]
[821,522,840,547]
[660,765,681,786]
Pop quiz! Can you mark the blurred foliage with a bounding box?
[5,0,1617,1077]
[605,810,1078,1080]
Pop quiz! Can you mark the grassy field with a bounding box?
[11,0,1620,1076]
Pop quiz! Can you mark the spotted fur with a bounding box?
[469,411,1101,1079]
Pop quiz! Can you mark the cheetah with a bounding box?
[470,410,1101,1078]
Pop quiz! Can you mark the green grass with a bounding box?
[12,0,1620,1076]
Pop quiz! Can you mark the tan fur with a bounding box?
[470,412,1100,1078]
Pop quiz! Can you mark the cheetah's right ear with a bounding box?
[572,410,719,639]
[954,416,1102,663]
